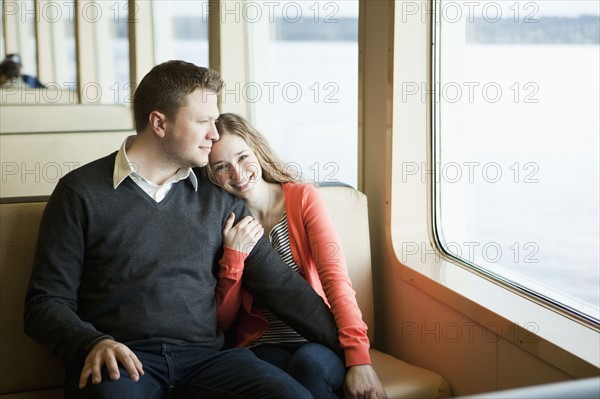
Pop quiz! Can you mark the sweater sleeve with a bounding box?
[214,197,342,358]
[24,180,111,367]
[238,209,343,358]
[301,184,372,366]
[215,246,248,330]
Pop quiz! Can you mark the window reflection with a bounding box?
[0,0,131,105]
[1,0,37,77]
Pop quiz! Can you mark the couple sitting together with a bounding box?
[24,60,387,399]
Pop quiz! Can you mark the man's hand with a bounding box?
[344,364,388,399]
[222,213,264,255]
[79,339,144,389]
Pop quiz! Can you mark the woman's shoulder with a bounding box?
[282,181,319,197]
[283,182,326,215]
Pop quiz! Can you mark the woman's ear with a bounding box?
[149,110,167,138]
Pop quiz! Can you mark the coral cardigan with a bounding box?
[216,182,371,367]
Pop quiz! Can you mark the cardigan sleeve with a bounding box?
[300,184,372,366]
[215,246,248,330]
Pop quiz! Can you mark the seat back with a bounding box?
[0,186,376,395]
[316,185,375,342]
[0,199,64,396]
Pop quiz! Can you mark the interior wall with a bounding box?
[382,270,571,396]
[1,131,132,198]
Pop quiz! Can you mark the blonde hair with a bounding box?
[208,113,301,185]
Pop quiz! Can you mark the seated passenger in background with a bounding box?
[0,53,45,88]
[208,113,388,399]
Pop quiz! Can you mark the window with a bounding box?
[242,0,359,187]
[1,0,134,134]
[1,1,130,104]
[92,0,130,104]
[153,1,209,67]
[433,0,599,323]
[1,0,37,77]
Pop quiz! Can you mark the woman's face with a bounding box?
[209,133,263,200]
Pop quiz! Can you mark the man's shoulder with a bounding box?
[60,152,118,189]
[194,174,249,215]
[196,176,239,202]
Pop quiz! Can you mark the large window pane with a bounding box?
[153,1,209,67]
[245,0,359,187]
[434,1,599,322]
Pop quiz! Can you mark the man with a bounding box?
[24,60,340,398]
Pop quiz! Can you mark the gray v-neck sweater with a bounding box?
[24,152,341,366]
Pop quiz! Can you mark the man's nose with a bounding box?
[208,121,219,141]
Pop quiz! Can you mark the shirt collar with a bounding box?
[113,135,198,191]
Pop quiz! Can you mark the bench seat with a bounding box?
[0,187,450,398]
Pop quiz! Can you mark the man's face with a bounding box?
[161,89,220,168]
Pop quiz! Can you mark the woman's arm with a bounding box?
[215,213,263,330]
[300,184,371,365]
[301,185,387,398]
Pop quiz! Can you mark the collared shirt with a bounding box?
[113,135,198,202]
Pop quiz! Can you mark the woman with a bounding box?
[209,113,387,399]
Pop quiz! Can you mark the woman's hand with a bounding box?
[344,364,388,399]
[222,212,264,254]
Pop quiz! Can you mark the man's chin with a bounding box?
[192,157,209,168]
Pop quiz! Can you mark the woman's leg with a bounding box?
[287,342,346,399]
[249,344,293,371]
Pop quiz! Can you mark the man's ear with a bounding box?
[149,110,167,138]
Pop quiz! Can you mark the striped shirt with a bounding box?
[252,212,308,346]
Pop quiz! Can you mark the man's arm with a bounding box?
[242,234,344,359]
[24,180,108,366]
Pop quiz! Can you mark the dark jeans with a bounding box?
[65,343,312,399]
[251,342,346,399]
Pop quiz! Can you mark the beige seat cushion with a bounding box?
[318,185,451,398]
[0,201,64,398]
[371,349,451,398]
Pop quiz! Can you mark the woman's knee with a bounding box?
[288,343,345,389]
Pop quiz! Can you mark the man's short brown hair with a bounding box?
[133,60,224,133]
